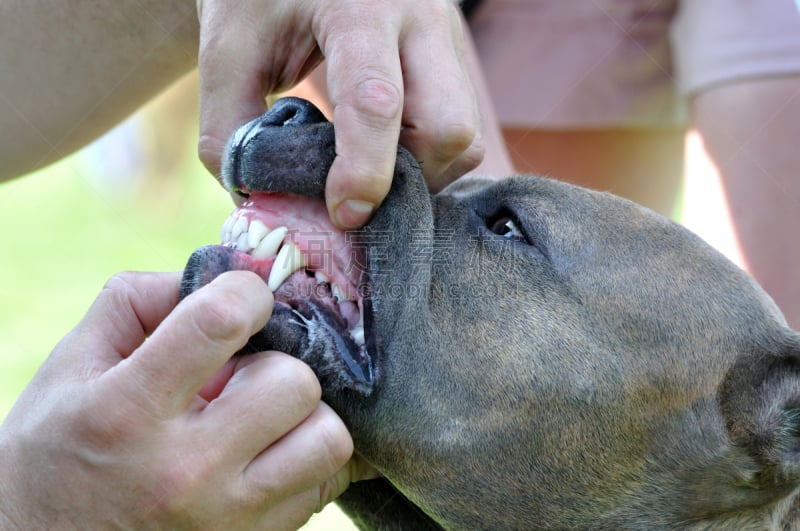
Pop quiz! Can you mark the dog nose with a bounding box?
[221,97,336,200]
[261,97,328,127]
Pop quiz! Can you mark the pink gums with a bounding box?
[222,192,365,301]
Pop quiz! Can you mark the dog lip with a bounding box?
[220,115,264,195]
[179,190,378,396]
[241,270,375,396]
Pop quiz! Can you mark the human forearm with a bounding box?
[0,0,198,181]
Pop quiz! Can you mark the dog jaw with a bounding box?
[181,98,800,530]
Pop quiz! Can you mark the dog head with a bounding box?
[182,98,800,529]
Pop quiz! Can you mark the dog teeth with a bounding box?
[234,232,249,252]
[350,325,365,345]
[331,284,346,302]
[220,216,235,242]
[252,226,287,259]
[218,219,361,310]
[247,220,269,249]
[231,216,248,241]
[268,241,306,291]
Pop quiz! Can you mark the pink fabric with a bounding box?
[469,0,800,129]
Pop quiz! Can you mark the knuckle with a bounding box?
[318,416,353,471]
[431,118,478,159]
[457,132,486,172]
[351,76,403,126]
[190,288,255,346]
[101,271,139,298]
[95,271,140,322]
[279,357,323,410]
[251,353,322,415]
[146,455,211,520]
[73,405,135,449]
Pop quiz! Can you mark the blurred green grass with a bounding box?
[0,78,355,530]
[0,129,229,420]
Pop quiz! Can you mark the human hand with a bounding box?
[196,0,484,228]
[0,270,372,530]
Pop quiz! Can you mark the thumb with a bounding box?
[196,3,268,177]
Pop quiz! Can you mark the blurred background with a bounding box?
[0,72,355,530]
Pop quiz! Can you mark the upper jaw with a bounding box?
[220,192,362,306]
[220,97,334,200]
[181,96,435,404]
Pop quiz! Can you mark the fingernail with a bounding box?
[335,200,375,228]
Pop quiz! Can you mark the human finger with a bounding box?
[199,351,323,459]
[116,270,273,415]
[317,3,405,229]
[247,452,380,530]
[197,4,267,177]
[196,1,321,178]
[397,4,483,191]
[241,402,353,500]
[57,271,182,374]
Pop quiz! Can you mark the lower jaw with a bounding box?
[241,297,375,397]
[180,244,376,396]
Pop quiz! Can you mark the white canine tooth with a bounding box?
[220,217,235,243]
[247,220,269,249]
[350,326,365,345]
[331,284,346,302]
[231,216,248,240]
[268,241,306,291]
[235,232,249,252]
[315,271,330,285]
[251,226,287,259]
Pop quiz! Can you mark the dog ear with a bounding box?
[718,334,800,490]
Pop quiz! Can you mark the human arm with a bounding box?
[2,0,484,229]
[0,270,371,529]
[196,0,485,228]
[0,0,198,181]
[689,76,800,329]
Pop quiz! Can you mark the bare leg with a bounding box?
[502,128,686,218]
[456,16,514,181]
[691,76,800,328]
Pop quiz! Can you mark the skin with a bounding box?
[0,271,371,529]
[196,0,483,228]
[285,12,513,186]
[0,0,482,228]
[691,76,800,329]
[503,76,800,329]
[0,0,479,526]
[0,0,199,180]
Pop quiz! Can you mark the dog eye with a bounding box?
[489,216,526,243]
